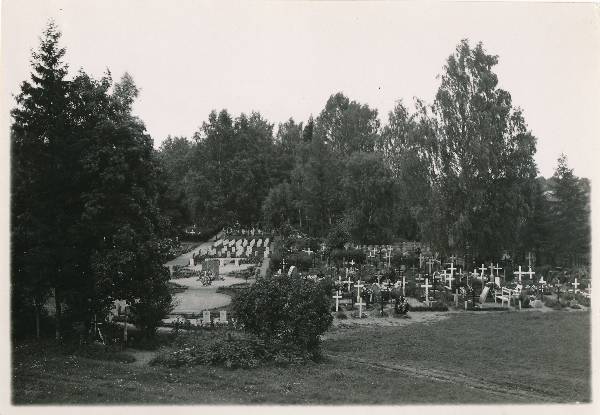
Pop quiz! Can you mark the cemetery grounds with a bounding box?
[12,236,591,405]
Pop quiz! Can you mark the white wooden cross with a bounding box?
[448,262,456,278]
[368,249,376,262]
[349,259,356,268]
[538,275,546,292]
[427,258,434,275]
[573,278,580,292]
[493,263,502,281]
[384,250,392,268]
[444,269,455,290]
[345,276,353,293]
[514,265,526,283]
[333,290,342,312]
[525,266,535,281]
[354,279,365,318]
[402,275,406,296]
[303,247,313,255]
[423,278,432,306]
[478,264,487,280]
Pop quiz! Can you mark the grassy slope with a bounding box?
[12,311,590,405]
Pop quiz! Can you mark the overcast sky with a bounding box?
[2,0,599,178]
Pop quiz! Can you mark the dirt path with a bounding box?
[325,353,554,402]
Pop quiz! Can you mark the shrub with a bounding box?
[232,272,333,358]
[152,333,268,369]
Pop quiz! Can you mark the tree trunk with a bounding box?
[54,288,61,341]
[35,307,40,339]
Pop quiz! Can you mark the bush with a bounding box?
[152,332,268,369]
[151,331,320,369]
[232,272,333,358]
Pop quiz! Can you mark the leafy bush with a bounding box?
[232,272,333,358]
[152,332,268,369]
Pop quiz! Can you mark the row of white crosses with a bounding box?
[513,265,535,283]
[366,246,393,268]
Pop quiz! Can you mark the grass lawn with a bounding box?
[12,310,590,405]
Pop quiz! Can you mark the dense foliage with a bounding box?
[11,22,172,340]
[232,273,333,358]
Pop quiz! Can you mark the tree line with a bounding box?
[159,41,590,267]
[11,23,590,340]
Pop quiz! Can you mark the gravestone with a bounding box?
[479,286,490,304]
[219,310,227,323]
[202,311,211,326]
[203,259,220,277]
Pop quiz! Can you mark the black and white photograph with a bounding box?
[1,0,597,411]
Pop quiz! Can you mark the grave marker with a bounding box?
[514,266,526,283]
[479,286,490,304]
[427,258,434,274]
[202,311,211,326]
[333,290,342,312]
[493,263,502,282]
[219,310,227,324]
[478,264,487,281]
[525,266,535,281]
[444,269,455,290]
[573,278,580,292]
[354,279,365,318]
[402,275,406,296]
[345,276,353,293]
[423,278,432,306]
[448,261,456,277]
[384,250,391,268]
